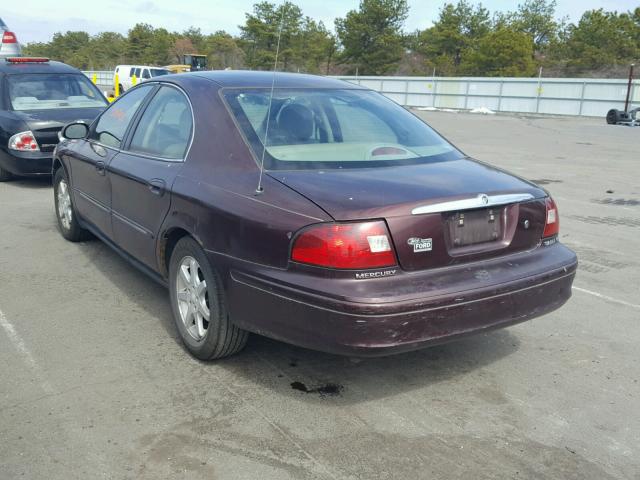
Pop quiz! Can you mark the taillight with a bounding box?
[8,131,40,152]
[291,221,397,269]
[2,31,17,44]
[543,197,559,238]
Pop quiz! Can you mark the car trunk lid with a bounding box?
[12,108,103,153]
[269,158,548,271]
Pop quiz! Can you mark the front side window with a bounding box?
[7,74,107,111]
[224,88,463,170]
[128,86,192,159]
[89,84,153,148]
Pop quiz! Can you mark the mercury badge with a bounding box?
[407,237,433,253]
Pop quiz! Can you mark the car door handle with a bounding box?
[148,179,166,196]
[95,161,106,176]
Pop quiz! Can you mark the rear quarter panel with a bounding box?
[160,76,331,271]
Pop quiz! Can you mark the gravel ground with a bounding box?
[0,111,638,479]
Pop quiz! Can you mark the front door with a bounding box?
[109,85,193,271]
[68,84,155,238]
[65,140,117,237]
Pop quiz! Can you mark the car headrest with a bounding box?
[278,103,314,142]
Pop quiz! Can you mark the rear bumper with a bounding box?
[222,243,577,357]
[0,149,52,176]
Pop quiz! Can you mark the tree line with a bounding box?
[23,0,640,78]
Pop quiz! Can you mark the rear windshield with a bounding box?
[150,69,169,77]
[223,88,463,170]
[8,73,108,111]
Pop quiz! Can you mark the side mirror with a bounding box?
[61,122,89,140]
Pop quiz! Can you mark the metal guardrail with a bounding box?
[83,70,639,117]
[334,75,640,117]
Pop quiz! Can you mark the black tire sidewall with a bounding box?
[168,237,227,359]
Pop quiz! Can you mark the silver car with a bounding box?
[0,18,21,58]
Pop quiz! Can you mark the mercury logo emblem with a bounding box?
[480,194,489,205]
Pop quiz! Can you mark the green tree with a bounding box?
[295,18,336,74]
[239,2,303,70]
[415,1,491,75]
[460,27,536,76]
[180,27,206,53]
[560,9,639,71]
[205,31,245,69]
[507,0,559,50]
[89,32,126,69]
[335,0,409,75]
[126,23,173,65]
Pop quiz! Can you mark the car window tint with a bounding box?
[331,100,396,143]
[225,88,463,170]
[128,86,192,159]
[90,85,153,148]
[7,74,107,111]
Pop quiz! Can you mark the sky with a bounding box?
[3,0,638,44]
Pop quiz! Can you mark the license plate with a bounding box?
[447,208,502,246]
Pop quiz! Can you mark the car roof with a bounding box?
[0,59,82,75]
[189,70,365,90]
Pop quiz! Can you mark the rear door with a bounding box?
[108,84,193,270]
[67,84,155,238]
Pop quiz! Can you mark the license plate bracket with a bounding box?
[446,207,503,247]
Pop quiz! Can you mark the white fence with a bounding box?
[83,70,113,89]
[334,75,639,117]
[83,70,639,117]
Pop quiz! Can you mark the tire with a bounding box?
[168,237,248,360]
[0,166,12,182]
[606,109,621,125]
[53,168,90,241]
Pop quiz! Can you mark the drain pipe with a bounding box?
[624,64,635,112]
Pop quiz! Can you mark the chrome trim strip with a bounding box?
[411,193,535,215]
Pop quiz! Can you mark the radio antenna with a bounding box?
[256,5,286,194]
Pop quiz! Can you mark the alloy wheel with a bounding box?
[175,256,210,341]
[56,179,73,231]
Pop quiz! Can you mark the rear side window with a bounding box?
[90,85,153,148]
[128,86,192,159]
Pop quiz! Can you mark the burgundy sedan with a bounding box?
[53,71,577,360]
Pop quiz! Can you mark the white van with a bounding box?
[113,65,170,92]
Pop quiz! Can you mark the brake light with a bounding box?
[2,31,17,44]
[8,131,40,152]
[543,197,559,238]
[5,57,49,63]
[291,221,397,269]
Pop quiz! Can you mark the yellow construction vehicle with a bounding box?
[165,54,208,74]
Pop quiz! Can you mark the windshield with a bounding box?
[8,73,108,111]
[224,88,463,170]
[150,69,170,77]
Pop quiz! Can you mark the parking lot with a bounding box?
[0,111,638,479]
